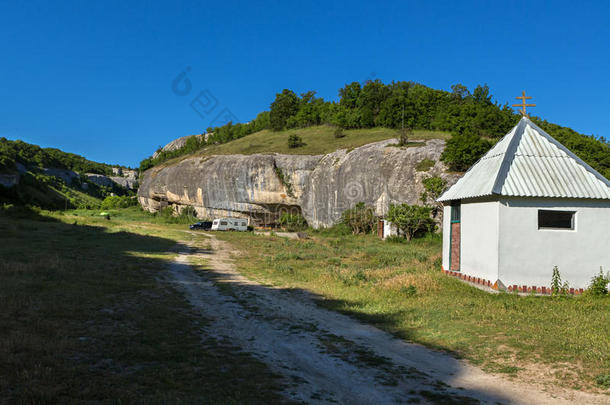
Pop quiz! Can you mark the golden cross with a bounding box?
[512,90,536,117]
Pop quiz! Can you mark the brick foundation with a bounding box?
[441,267,584,295]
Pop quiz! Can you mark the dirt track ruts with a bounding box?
[167,233,608,404]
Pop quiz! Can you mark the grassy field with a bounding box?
[215,229,610,393]
[156,126,451,169]
[0,206,286,403]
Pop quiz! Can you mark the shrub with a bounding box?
[401,285,417,296]
[101,195,137,210]
[279,212,307,231]
[386,203,435,240]
[287,134,305,148]
[596,374,610,389]
[551,266,570,296]
[440,132,493,172]
[587,268,609,296]
[415,158,435,172]
[341,202,376,234]
[334,127,345,138]
[314,223,352,236]
[398,127,412,147]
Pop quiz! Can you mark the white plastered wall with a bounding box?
[460,199,500,282]
[498,198,610,289]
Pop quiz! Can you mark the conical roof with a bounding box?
[438,117,610,202]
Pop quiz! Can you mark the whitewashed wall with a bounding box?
[460,200,500,282]
[498,198,610,289]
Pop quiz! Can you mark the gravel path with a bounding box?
[167,233,607,404]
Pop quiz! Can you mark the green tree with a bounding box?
[420,176,448,220]
[386,203,435,240]
[287,134,305,148]
[270,89,300,131]
[342,202,375,234]
[441,132,493,172]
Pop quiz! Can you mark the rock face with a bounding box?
[86,169,138,190]
[152,134,209,158]
[43,168,79,185]
[138,139,459,228]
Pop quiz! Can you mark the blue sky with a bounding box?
[1,1,609,167]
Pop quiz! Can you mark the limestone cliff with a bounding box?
[138,139,459,228]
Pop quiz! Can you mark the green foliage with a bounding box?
[386,203,435,240]
[287,134,305,149]
[596,374,610,389]
[334,127,345,138]
[274,167,294,197]
[420,176,447,205]
[270,89,300,131]
[0,137,116,174]
[398,127,411,146]
[101,195,137,210]
[138,81,609,177]
[551,266,570,296]
[279,212,307,231]
[441,132,494,172]
[341,202,376,234]
[587,268,609,296]
[415,158,435,172]
[401,285,417,296]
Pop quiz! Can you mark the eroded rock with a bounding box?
[138,139,459,227]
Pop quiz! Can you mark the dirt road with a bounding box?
[167,233,607,404]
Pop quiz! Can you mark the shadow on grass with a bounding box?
[0,206,287,404]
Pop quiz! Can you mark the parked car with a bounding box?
[211,218,248,231]
[189,221,213,230]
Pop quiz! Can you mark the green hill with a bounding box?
[0,138,132,210]
[152,126,450,169]
[140,81,609,179]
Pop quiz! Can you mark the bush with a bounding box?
[100,195,138,210]
[440,132,493,172]
[313,223,352,236]
[341,202,376,234]
[596,374,610,389]
[587,268,609,296]
[386,203,435,240]
[334,127,345,138]
[279,212,307,231]
[415,158,435,172]
[551,266,570,296]
[401,285,417,296]
[398,127,412,146]
[287,134,305,148]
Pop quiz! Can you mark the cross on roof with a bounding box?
[512,91,536,117]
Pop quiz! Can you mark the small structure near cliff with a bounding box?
[138,138,459,228]
[438,117,610,291]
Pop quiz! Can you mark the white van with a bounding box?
[211,218,248,231]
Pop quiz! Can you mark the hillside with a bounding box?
[140,80,609,178]
[0,138,136,210]
[153,126,450,169]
